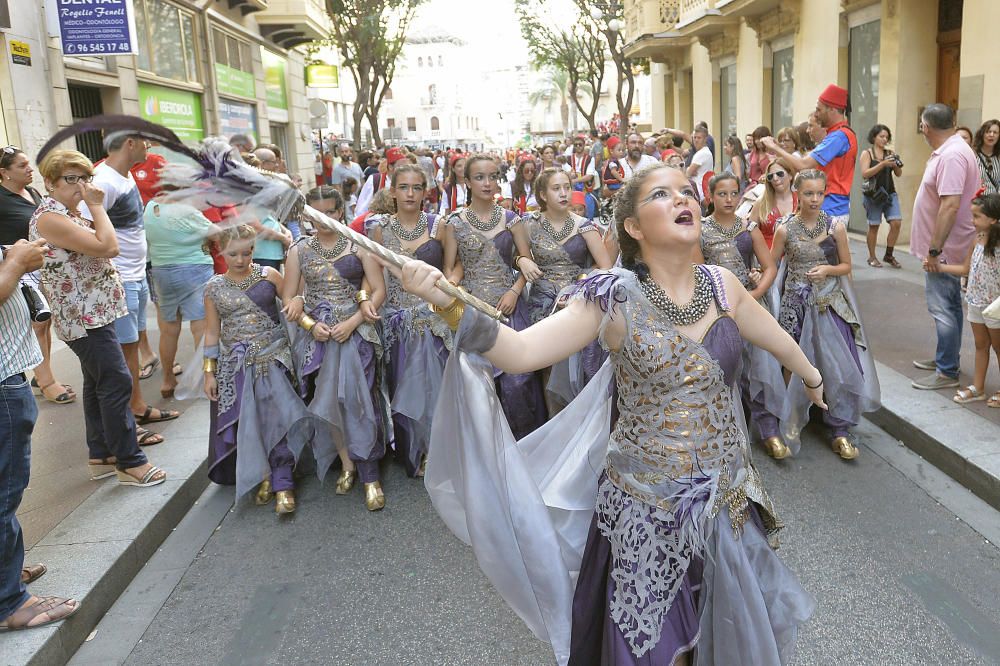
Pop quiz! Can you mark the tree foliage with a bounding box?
[514,0,605,132]
[323,0,426,148]
[572,0,638,137]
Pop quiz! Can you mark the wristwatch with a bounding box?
[928,248,942,258]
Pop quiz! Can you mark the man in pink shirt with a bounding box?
[909,103,980,390]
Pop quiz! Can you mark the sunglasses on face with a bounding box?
[767,171,787,180]
[61,174,94,184]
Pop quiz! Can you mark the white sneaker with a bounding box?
[911,373,960,390]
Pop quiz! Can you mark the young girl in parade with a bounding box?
[749,160,797,249]
[203,225,313,514]
[400,164,818,665]
[502,158,538,214]
[442,154,547,439]
[694,173,787,458]
[766,170,880,460]
[281,188,390,512]
[439,154,468,216]
[368,163,453,477]
[940,193,1000,406]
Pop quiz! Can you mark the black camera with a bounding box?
[891,154,903,168]
[21,283,51,322]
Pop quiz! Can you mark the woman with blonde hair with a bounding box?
[749,160,797,249]
[29,150,167,487]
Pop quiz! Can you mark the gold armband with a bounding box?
[202,358,218,374]
[354,289,370,304]
[431,296,465,331]
[299,314,317,332]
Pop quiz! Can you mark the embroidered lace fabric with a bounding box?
[700,216,754,291]
[588,268,780,657]
[449,210,518,306]
[204,274,294,418]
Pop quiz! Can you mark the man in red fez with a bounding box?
[355,146,406,216]
[762,83,858,223]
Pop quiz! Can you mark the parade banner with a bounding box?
[52,0,139,56]
[138,82,205,143]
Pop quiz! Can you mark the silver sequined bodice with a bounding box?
[451,213,515,305]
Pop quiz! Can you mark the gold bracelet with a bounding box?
[354,289,370,304]
[431,296,465,331]
[202,357,218,374]
[299,314,317,332]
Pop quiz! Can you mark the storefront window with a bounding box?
[214,29,256,99]
[771,47,794,131]
[719,63,737,140]
[848,18,882,232]
[133,0,199,83]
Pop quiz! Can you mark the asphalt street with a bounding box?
[70,417,1000,666]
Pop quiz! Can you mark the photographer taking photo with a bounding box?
[860,123,904,268]
[0,238,79,631]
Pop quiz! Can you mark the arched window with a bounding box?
[417,57,423,67]
[431,116,440,131]
[428,84,437,105]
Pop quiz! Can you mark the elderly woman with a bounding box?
[29,150,167,488]
[144,190,219,398]
[0,147,75,405]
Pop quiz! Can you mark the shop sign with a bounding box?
[138,82,204,143]
[261,49,288,111]
[52,0,139,56]
[306,64,339,88]
[10,40,30,66]
[215,63,255,99]
[218,98,257,144]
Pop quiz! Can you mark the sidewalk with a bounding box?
[847,235,1000,511]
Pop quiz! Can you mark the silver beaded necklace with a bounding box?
[791,215,826,239]
[225,263,264,291]
[466,205,503,233]
[704,215,744,240]
[390,212,428,242]
[309,234,347,260]
[639,266,713,326]
[541,213,575,243]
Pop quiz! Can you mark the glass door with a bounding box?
[848,19,881,233]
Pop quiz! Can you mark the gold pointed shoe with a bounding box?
[275,490,297,514]
[762,436,791,460]
[831,436,859,460]
[335,469,357,495]
[255,479,274,505]
[364,481,385,512]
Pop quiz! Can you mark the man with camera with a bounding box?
[0,238,79,631]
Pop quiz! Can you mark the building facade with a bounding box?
[623,0,996,241]
[0,0,326,185]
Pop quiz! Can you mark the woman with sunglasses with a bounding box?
[501,159,538,214]
[29,150,167,488]
[749,161,797,249]
[0,147,76,406]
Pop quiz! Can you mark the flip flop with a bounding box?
[866,257,882,268]
[0,596,79,631]
[173,363,183,376]
[134,406,180,425]
[139,357,161,380]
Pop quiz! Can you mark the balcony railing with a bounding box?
[678,0,719,28]
[624,0,681,42]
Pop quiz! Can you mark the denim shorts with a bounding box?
[863,191,902,225]
[152,264,213,322]
[113,278,148,344]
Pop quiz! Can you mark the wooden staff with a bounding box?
[299,205,509,323]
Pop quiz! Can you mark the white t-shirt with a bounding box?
[619,154,661,181]
[501,182,537,210]
[567,153,598,183]
[80,162,147,281]
[689,146,714,198]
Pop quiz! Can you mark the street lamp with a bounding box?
[590,2,625,32]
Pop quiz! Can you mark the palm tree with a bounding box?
[529,68,577,133]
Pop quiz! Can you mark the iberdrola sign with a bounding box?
[138,82,204,143]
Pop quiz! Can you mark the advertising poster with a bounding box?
[53,0,139,56]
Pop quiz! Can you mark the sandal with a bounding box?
[137,427,164,446]
[88,457,118,480]
[867,257,883,268]
[883,255,902,268]
[173,363,183,376]
[0,595,79,631]
[39,382,75,405]
[139,357,160,381]
[953,385,986,404]
[134,406,180,425]
[988,391,1000,408]
[116,465,166,488]
[20,564,47,585]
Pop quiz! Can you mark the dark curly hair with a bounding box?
[867,123,893,145]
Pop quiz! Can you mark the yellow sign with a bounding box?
[10,40,31,66]
[306,64,339,88]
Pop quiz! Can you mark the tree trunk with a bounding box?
[560,100,570,134]
[366,111,383,147]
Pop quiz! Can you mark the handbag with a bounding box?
[862,149,879,197]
